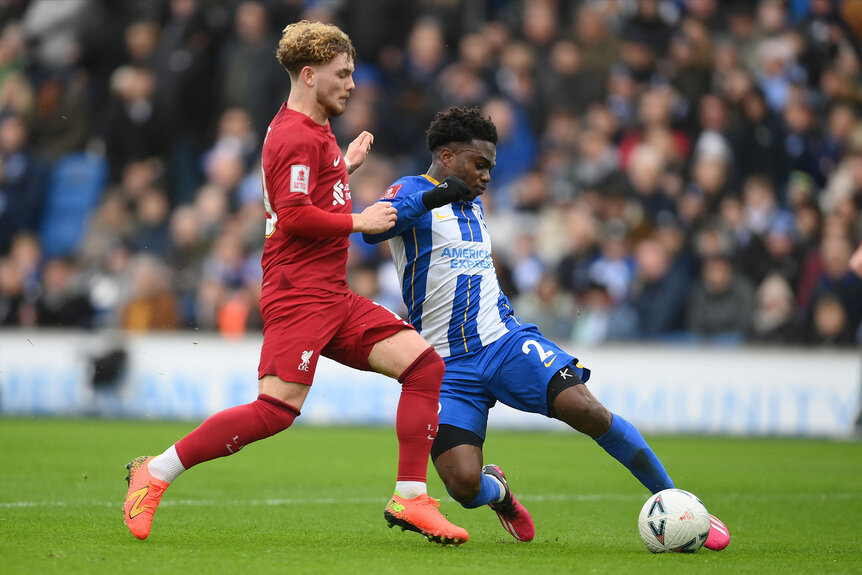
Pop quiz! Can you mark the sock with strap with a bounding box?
[458,472,504,509]
[594,413,674,494]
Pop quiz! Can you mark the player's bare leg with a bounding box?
[551,383,612,438]
[433,442,534,542]
[553,382,676,492]
[370,329,469,545]
[433,444,484,504]
[258,376,312,409]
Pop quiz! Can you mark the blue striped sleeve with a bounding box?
[362,186,429,244]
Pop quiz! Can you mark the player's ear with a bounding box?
[439,147,455,166]
[300,65,315,87]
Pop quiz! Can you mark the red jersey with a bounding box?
[259,105,352,308]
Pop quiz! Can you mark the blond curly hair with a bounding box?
[276,20,356,76]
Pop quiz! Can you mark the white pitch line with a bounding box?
[1,492,859,510]
[0,493,636,509]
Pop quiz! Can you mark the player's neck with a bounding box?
[426,164,446,183]
[287,93,329,126]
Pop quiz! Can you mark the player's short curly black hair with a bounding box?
[426,106,498,152]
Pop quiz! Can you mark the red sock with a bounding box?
[395,347,444,482]
[174,394,300,469]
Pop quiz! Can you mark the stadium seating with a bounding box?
[39,152,108,259]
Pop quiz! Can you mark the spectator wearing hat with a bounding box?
[738,86,790,189]
[759,211,805,287]
[747,272,803,344]
[782,92,826,186]
[688,130,734,215]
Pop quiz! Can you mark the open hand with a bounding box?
[345,131,374,174]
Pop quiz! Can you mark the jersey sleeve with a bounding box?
[263,130,318,211]
[363,178,431,244]
[277,203,353,237]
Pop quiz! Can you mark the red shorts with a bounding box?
[258,290,412,384]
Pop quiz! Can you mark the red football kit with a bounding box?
[260,105,353,297]
[257,105,409,384]
[126,37,466,543]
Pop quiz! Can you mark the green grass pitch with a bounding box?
[2,418,861,574]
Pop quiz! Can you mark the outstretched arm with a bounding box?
[279,202,396,237]
[363,176,474,244]
[362,193,426,243]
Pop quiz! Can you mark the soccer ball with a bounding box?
[638,489,710,553]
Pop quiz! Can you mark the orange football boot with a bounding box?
[384,492,469,545]
[123,456,170,540]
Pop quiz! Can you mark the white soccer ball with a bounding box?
[638,489,711,553]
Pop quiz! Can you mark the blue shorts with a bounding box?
[439,325,590,439]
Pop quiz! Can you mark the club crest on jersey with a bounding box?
[380,184,401,200]
[290,164,310,194]
[298,349,314,371]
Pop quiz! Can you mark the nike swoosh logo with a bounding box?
[128,486,149,518]
[334,156,341,167]
[435,212,454,220]
[543,356,557,368]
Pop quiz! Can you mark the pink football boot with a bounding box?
[483,464,535,542]
[704,514,730,550]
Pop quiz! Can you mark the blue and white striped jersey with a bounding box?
[363,175,526,358]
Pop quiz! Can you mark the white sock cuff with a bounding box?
[395,480,427,499]
[148,444,186,483]
[488,474,506,503]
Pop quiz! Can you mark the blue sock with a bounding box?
[453,472,503,509]
[595,413,674,494]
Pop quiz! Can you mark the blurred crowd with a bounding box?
[1,0,861,347]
